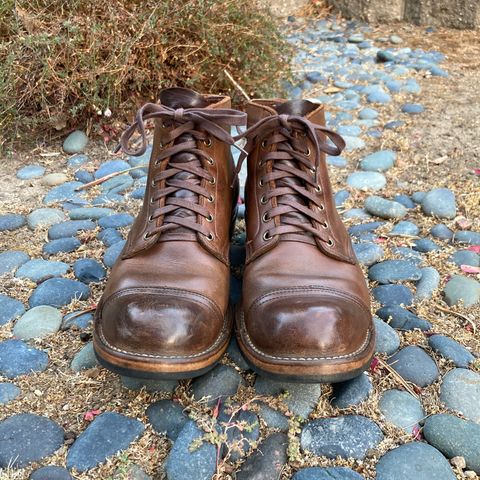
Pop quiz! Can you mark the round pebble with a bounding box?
[292,467,364,480]
[353,242,384,266]
[401,103,425,114]
[257,403,289,431]
[443,275,480,307]
[374,316,400,354]
[0,339,49,378]
[376,305,432,331]
[16,165,46,180]
[43,181,84,204]
[146,400,188,441]
[95,160,130,179]
[390,220,419,236]
[0,214,26,231]
[104,240,126,268]
[0,250,30,275]
[379,389,425,433]
[369,260,422,284]
[30,466,73,480]
[71,342,98,372]
[43,237,81,255]
[450,250,480,267]
[0,294,25,325]
[0,382,21,405]
[454,231,480,245]
[373,284,414,306]
[41,173,69,186]
[63,130,88,154]
[73,258,106,283]
[360,150,396,172]
[347,171,387,191]
[15,259,69,283]
[48,220,96,240]
[29,278,90,308]
[27,208,65,229]
[68,207,115,220]
[364,196,407,219]
[431,223,454,240]
[421,188,456,219]
[331,373,372,408]
[13,305,62,340]
[98,213,134,229]
[414,267,440,301]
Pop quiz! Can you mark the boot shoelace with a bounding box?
[234,114,345,246]
[118,103,246,240]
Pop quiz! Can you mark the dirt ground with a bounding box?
[0,13,479,480]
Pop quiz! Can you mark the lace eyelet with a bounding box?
[261,139,268,148]
[259,179,264,187]
[207,157,215,165]
[322,222,328,229]
[206,214,214,222]
[150,197,155,204]
[319,204,325,210]
[206,232,214,241]
[207,195,215,203]
[300,131,307,137]
[327,239,334,247]
[143,232,152,240]
[260,195,268,205]
[262,212,270,223]
[148,215,154,223]
[315,185,322,193]
[263,231,272,241]
[151,180,156,188]
[309,167,315,174]
[204,138,212,147]
[305,147,311,157]
[209,177,216,185]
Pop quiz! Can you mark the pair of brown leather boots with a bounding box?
[93,88,374,383]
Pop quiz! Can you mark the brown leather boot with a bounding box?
[235,99,374,383]
[94,88,246,379]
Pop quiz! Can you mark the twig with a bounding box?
[65,305,97,320]
[74,165,147,191]
[224,69,251,102]
[377,358,419,399]
[435,305,477,334]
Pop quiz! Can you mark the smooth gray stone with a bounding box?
[364,196,407,220]
[27,208,65,229]
[13,306,62,340]
[376,442,456,480]
[63,130,88,153]
[376,306,432,331]
[257,403,289,431]
[0,382,21,405]
[440,368,480,423]
[30,466,73,480]
[368,260,422,284]
[428,335,475,367]
[379,389,425,433]
[414,267,440,301]
[374,317,400,355]
[390,220,419,236]
[331,374,372,408]
[347,171,386,191]
[0,339,49,378]
[15,259,69,283]
[0,250,30,275]
[146,400,188,441]
[421,188,456,219]
[121,376,177,393]
[360,150,396,172]
[443,275,480,307]
[423,414,480,474]
[71,342,98,372]
[454,231,480,245]
[353,242,384,266]
[292,467,364,480]
[450,250,480,267]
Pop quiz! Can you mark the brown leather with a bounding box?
[236,99,374,382]
[94,88,246,378]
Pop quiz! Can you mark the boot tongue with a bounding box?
[272,100,318,236]
[159,88,209,236]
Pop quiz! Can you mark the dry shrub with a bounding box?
[0,0,291,143]
[296,0,332,18]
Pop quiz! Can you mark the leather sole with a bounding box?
[236,307,375,383]
[93,307,232,380]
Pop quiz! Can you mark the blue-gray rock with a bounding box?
[68,154,89,168]
[376,50,395,62]
[16,165,46,180]
[411,191,426,203]
[414,267,440,301]
[393,194,415,209]
[63,130,88,153]
[391,246,423,266]
[378,389,425,433]
[74,169,94,183]
[27,208,65,229]
[0,250,30,275]
[48,220,96,239]
[131,186,146,200]
[236,433,288,480]
[413,238,440,252]
[391,221,419,236]
[440,368,480,423]
[331,374,372,408]
[43,181,84,204]
[73,258,106,283]
[13,305,62,340]
[359,108,378,119]
[121,376,177,393]
[377,442,455,480]
[0,413,64,468]
[373,284,414,306]
[0,213,26,231]
[98,213,134,229]
[67,412,144,472]
[68,207,115,220]
[292,467,364,480]
[61,311,93,330]
[348,221,385,238]
[374,317,400,354]
[421,188,456,219]
[367,90,391,104]
[97,228,124,247]
[376,306,432,331]
[255,376,321,419]
[337,125,362,137]
[95,160,130,179]
[301,415,383,460]
[0,382,20,405]
[443,275,480,307]
[165,420,216,480]
[364,196,407,220]
[343,208,372,220]
[43,237,81,255]
[30,466,73,480]
[353,242,384,266]
[430,224,454,240]
[343,135,365,151]
[450,249,480,267]
[191,364,243,406]
[360,150,396,172]
[454,231,480,245]
[401,103,425,114]
[369,260,422,284]
[347,172,386,191]
[146,400,188,441]
[327,156,348,168]
[385,120,406,130]
[104,240,126,268]
[226,337,249,370]
[15,259,69,283]
[71,342,98,371]
[29,278,90,308]
[257,403,289,431]
[0,339,48,378]
[100,174,133,195]
[387,346,439,387]
[0,294,25,325]
[423,414,480,474]
[335,189,350,207]
[428,335,475,368]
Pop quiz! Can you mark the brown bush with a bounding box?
[0,0,291,143]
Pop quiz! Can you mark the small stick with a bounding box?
[74,165,147,191]
[224,69,251,102]
[377,357,419,399]
[435,305,477,334]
